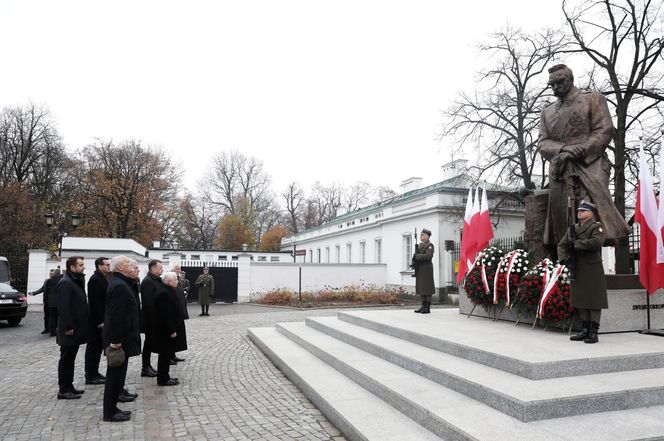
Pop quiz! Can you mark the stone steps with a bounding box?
[305,315,664,421]
[337,309,664,379]
[248,309,664,440]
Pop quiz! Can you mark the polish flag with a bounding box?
[477,186,494,251]
[469,186,481,257]
[457,187,475,283]
[634,141,664,294]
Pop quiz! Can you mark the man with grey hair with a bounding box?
[102,255,141,422]
[538,63,630,248]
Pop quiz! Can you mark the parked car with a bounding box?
[0,257,10,284]
[0,282,28,326]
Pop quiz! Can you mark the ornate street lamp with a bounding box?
[45,213,82,267]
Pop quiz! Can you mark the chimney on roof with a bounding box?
[441,159,469,181]
[400,177,423,194]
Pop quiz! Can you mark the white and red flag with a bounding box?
[457,187,476,283]
[477,186,494,251]
[634,140,664,294]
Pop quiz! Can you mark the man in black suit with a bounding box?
[140,260,163,377]
[102,255,141,422]
[154,272,188,386]
[55,256,89,400]
[85,257,110,385]
[29,269,54,334]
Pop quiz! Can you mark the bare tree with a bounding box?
[563,0,664,272]
[175,194,220,250]
[282,181,305,233]
[77,139,181,246]
[441,27,569,190]
[341,181,373,213]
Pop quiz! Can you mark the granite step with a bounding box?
[272,321,664,440]
[305,315,664,421]
[337,309,664,379]
[247,327,443,441]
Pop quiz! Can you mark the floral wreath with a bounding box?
[492,249,530,306]
[464,246,504,309]
[513,258,573,326]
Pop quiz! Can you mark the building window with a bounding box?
[258,256,267,262]
[325,247,330,263]
[335,245,341,263]
[403,235,413,270]
[346,242,352,263]
[359,241,366,263]
[375,238,382,263]
[317,248,321,263]
[270,256,280,262]
[190,255,200,261]
[218,255,227,261]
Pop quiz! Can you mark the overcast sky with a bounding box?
[1,1,567,195]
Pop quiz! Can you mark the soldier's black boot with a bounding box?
[205,305,210,316]
[414,300,425,313]
[584,322,599,344]
[570,321,589,341]
[199,305,205,316]
[421,300,431,314]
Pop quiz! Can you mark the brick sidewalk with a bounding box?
[0,304,360,441]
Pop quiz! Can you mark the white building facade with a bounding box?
[281,171,526,297]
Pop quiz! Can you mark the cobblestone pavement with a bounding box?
[0,303,431,441]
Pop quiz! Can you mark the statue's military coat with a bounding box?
[557,220,608,309]
[195,273,215,306]
[414,239,435,296]
[538,87,629,245]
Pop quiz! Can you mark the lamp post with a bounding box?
[241,243,248,253]
[45,213,81,268]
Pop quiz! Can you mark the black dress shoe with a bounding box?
[169,359,177,365]
[114,408,131,416]
[172,356,185,362]
[57,391,81,400]
[41,329,49,334]
[103,412,130,422]
[86,377,106,385]
[71,388,85,395]
[96,374,106,380]
[122,389,138,398]
[118,393,135,403]
[157,378,179,386]
[141,369,157,378]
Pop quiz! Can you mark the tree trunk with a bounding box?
[613,118,630,274]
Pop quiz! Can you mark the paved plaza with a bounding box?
[0,303,375,441]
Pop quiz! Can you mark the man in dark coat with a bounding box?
[29,269,54,334]
[558,200,607,344]
[102,256,142,422]
[538,64,630,246]
[413,229,435,314]
[140,259,164,377]
[153,272,187,386]
[84,257,110,385]
[55,256,89,400]
[46,269,62,336]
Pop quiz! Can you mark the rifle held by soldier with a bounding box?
[410,228,419,277]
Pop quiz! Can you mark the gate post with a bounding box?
[27,249,49,304]
[237,253,251,303]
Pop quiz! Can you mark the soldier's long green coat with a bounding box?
[414,239,435,296]
[557,220,608,309]
[195,273,215,306]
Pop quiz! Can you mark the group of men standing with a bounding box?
[51,255,189,422]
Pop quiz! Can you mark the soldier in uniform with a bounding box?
[557,200,607,344]
[538,64,629,247]
[413,229,435,315]
[195,267,214,316]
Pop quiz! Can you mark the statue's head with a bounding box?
[547,64,574,98]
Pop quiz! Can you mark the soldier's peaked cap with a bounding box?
[203,266,209,270]
[577,200,596,211]
[421,228,432,236]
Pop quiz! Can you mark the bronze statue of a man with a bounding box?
[538,64,629,246]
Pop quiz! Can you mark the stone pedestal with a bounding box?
[458,284,664,333]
